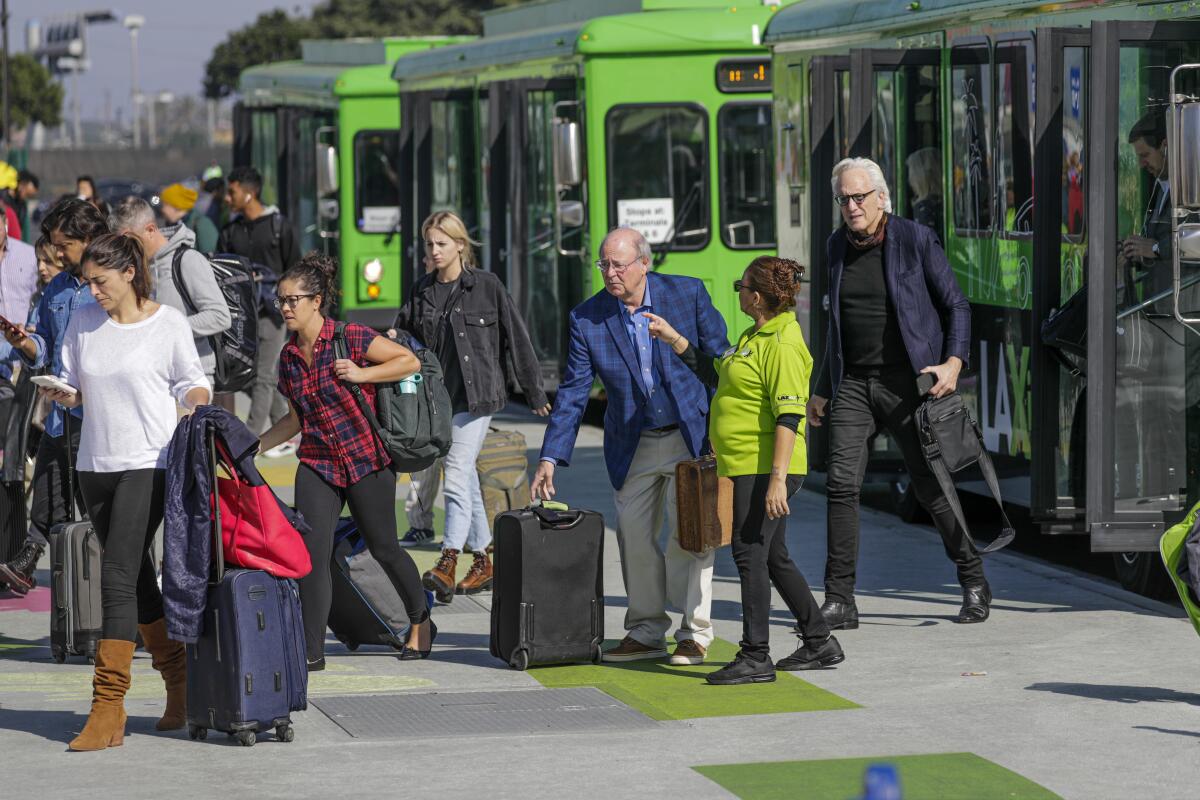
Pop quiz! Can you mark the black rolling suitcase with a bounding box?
[185,430,307,746]
[489,504,604,670]
[48,416,101,664]
[328,517,414,651]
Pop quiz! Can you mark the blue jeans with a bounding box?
[441,412,492,553]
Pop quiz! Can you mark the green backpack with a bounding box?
[332,323,453,473]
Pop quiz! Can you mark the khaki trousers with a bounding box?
[612,430,714,648]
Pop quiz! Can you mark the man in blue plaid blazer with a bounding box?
[533,227,729,666]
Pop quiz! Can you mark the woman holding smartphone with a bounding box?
[46,232,211,750]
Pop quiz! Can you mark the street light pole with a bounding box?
[2,0,10,149]
[123,15,144,148]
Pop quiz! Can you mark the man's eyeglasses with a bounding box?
[273,294,316,310]
[594,257,643,274]
[834,190,877,208]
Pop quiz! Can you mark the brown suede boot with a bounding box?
[138,618,187,731]
[422,549,458,602]
[455,551,493,595]
[69,639,135,751]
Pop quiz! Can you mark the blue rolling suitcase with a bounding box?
[185,431,308,746]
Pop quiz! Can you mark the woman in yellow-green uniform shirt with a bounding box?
[644,256,845,685]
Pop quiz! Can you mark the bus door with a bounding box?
[843,48,940,508]
[499,78,583,390]
[1086,21,1200,558]
[1031,28,1090,526]
[806,55,849,472]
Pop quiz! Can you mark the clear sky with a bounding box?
[13,1,323,120]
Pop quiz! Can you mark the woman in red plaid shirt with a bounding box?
[259,253,434,669]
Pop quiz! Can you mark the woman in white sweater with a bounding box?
[43,232,211,751]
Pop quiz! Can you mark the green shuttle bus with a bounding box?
[236,37,469,328]
[392,0,797,388]
[764,0,1200,593]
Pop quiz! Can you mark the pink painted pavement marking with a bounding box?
[0,587,51,613]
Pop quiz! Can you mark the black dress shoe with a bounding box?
[819,600,859,630]
[776,635,845,671]
[957,582,991,624]
[399,619,438,660]
[705,651,776,685]
[306,656,326,672]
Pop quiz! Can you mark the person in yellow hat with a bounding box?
[159,182,218,254]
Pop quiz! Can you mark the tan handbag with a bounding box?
[675,454,733,553]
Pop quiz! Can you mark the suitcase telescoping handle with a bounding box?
[529,501,585,531]
[64,412,78,523]
[208,428,226,583]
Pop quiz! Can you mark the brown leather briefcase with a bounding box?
[675,455,733,553]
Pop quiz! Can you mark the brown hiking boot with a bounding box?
[455,552,493,595]
[422,549,458,603]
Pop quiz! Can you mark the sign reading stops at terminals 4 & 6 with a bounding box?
[617,198,674,245]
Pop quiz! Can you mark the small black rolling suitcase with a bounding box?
[48,416,101,664]
[489,503,604,670]
[328,517,413,651]
[185,430,307,746]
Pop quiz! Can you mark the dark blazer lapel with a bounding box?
[882,220,903,299]
[829,231,847,330]
[603,295,645,397]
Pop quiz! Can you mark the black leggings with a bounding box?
[729,474,829,658]
[78,469,166,642]
[295,463,427,661]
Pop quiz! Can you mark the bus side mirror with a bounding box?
[316,143,339,197]
[553,119,582,188]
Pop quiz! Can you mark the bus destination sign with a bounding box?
[716,59,771,93]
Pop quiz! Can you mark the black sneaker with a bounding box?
[399,528,435,548]
[776,635,845,671]
[705,651,776,685]
[306,656,326,672]
[0,542,44,597]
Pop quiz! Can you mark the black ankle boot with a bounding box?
[957,582,991,624]
[0,542,44,596]
[819,600,859,630]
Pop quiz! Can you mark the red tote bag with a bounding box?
[212,446,312,579]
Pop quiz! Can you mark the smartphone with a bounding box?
[0,314,15,333]
[916,372,936,396]
[30,375,78,396]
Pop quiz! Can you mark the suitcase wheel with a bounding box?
[345,642,359,652]
[509,649,529,671]
[188,725,207,741]
[51,647,66,664]
[86,655,95,666]
[235,730,256,747]
[592,644,603,665]
[276,724,294,743]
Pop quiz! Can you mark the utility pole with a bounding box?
[2,0,10,148]
[123,15,144,148]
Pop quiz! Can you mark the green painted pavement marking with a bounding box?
[0,659,433,702]
[694,753,1062,800]
[530,638,859,721]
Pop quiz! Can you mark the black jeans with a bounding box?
[295,463,428,661]
[78,469,166,642]
[824,369,986,603]
[730,474,828,658]
[26,426,85,546]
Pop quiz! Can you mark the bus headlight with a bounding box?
[363,258,383,284]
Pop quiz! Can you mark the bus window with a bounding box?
[354,130,400,234]
[250,110,279,207]
[951,44,993,234]
[882,64,942,240]
[834,69,850,161]
[996,39,1034,236]
[1062,47,1087,244]
[430,98,478,235]
[718,103,776,249]
[606,104,709,250]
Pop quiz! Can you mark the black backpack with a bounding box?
[331,323,453,472]
[171,245,259,393]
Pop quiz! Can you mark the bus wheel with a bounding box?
[891,480,929,524]
[1112,551,1175,600]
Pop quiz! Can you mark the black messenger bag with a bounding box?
[915,393,1015,554]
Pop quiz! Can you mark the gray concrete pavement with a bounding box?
[1,410,1198,799]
